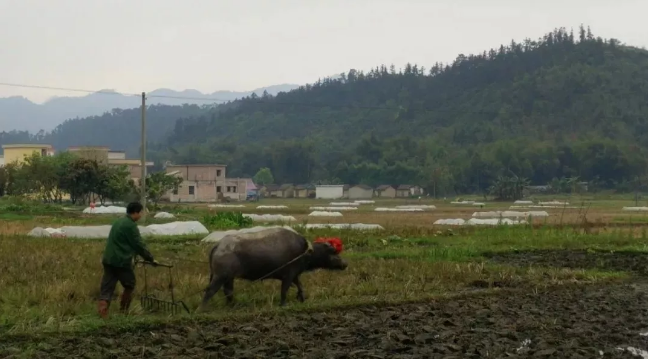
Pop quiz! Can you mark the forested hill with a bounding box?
[0,104,211,158]
[168,27,648,147]
[150,27,648,193]
[4,26,648,195]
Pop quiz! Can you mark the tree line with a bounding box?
[0,152,181,206]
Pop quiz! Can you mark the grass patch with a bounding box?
[0,223,644,335]
[3,194,648,335]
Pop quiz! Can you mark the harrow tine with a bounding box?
[136,259,190,315]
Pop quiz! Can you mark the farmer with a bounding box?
[97,202,158,319]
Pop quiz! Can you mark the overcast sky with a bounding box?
[0,0,646,104]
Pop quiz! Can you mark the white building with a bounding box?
[315,185,345,199]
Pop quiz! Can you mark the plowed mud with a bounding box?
[485,249,648,274]
[4,280,648,358]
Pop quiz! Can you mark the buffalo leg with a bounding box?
[223,279,235,305]
[199,276,225,311]
[293,277,305,302]
[280,277,293,306]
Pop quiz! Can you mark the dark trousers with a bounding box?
[99,263,136,301]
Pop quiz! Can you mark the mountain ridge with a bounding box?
[0,83,300,133]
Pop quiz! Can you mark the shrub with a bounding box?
[202,212,253,229]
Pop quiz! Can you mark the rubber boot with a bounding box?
[120,289,133,314]
[98,300,110,319]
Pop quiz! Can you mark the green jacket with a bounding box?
[102,215,154,268]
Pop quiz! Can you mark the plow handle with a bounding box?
[136,260,173,268]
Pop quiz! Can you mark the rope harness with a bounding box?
[251,240,313,282]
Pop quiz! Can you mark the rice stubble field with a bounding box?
[2,196,648,357]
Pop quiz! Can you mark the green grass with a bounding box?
[3,193,648,336]
[0,224,644,335]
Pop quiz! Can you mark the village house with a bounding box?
[244,179,258,199]
[374,185,396,198]
[294,184,316,198]
[348,184,373,199]
[409,185,424,196]
[262,184,294,198]
[1,144,54,166]
[68,146,154,184]
[258,185,275,197]
[342,184,351,199]
[315,184,345,199]
[163,164,247,202]
[396,185,416,198]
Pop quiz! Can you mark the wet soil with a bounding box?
[485,249,648,274]
[4,280,648,358]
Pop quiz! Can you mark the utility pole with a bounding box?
[140,92,147,218]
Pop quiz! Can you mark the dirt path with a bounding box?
[3,279,648,358]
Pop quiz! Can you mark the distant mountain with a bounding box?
[0,84,300,133]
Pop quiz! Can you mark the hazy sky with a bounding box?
[0,0,646,103]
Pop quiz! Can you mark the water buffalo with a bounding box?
[199,227,347,310]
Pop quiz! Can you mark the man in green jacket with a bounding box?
[97,202,158,318]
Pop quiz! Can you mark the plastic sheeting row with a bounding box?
[208,204,289,209]
[450,201,486,206]
[28,221,209,238]
[512,200,569,205]
[623,207,648,211]
[472,210,549,218]
[434,218,527,226]
[201,224,385,243]
[83,206,177,219]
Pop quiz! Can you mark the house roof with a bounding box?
[166,164,228,167]
[343,184,350,190]
[69,146,110,150]
[295,184,315,189]
[239,178,257,190]
[376,185,394,191]
[352,184,373,190]
[397,184,413,190]
[2,144,53,149]
[109,159,154,166]
[264,184,281,191]
[279,184,294,190]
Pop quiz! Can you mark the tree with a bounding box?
[488,176,530,201]
[58,158,102,204]
[145,172,182,207]
[253,167,274,186]
[21,152,73,202]
[0,166,6,197]
[95,165,135,204]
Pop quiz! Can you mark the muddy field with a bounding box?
[485,249,648,274]
[3,279,648,358]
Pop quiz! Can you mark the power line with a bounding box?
[0,81,140,97]
[145,94,229,102]
[0,80,525,115]
[0,81,234,103]
[0,80,441,114]
[0,80,396,110]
